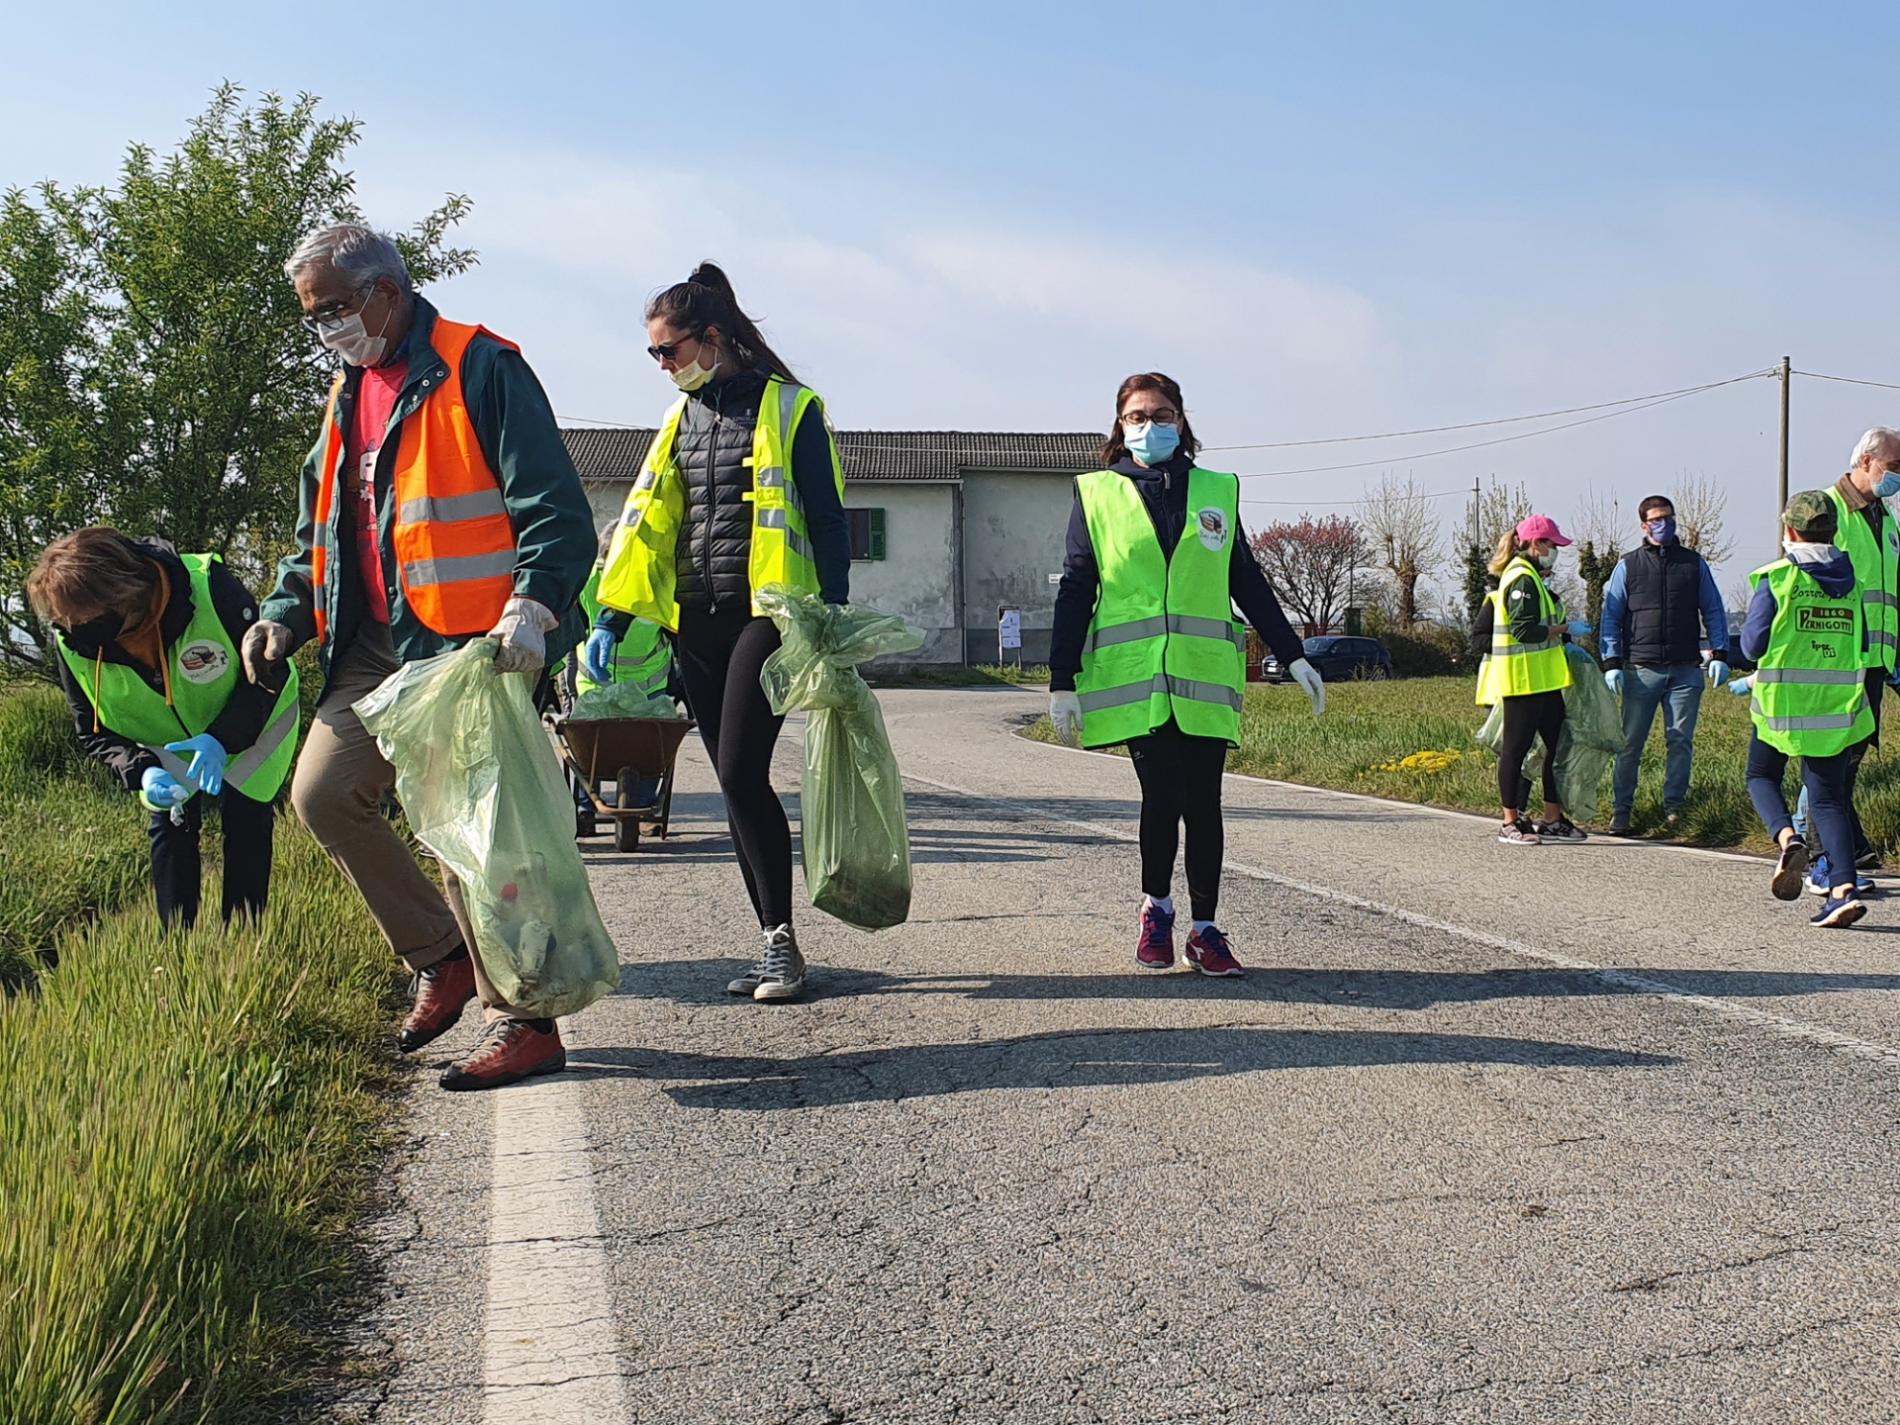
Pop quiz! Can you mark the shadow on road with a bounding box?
[564,1025,1672,1109]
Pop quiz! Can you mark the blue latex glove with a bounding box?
[1727,676,1753,697]
[164,733,227,796]
[138,766,191,812]
[1706,659,1730,686]
[1566,619,1593,638]
[1604,669,1624,697]
[581,628,617,685]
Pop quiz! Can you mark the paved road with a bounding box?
[332,686,1900,1425]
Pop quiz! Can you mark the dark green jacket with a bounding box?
[262,297,594,685]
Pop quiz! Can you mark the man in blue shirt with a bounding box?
[1599,494,1731,835]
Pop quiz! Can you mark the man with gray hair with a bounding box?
[249,222,595,1090]
[1804,425,1900,885]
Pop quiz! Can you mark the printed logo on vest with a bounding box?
[1195,506,1229,552]
[1797,605,1854,634]
[177,640,230,684]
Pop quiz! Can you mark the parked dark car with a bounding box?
[1262,635,1392,682]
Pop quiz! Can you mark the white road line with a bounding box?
[904,770,1900,1069]
[482,1060,630,1424]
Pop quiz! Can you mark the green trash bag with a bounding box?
[569,681,675,722]
[756,585,924,932]
[354,639,618,1018]
[1473,645,1624,818]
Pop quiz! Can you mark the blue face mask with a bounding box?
[1124,421,1180,466]
[1647,517,1677,544]
[1875,470,1900,500]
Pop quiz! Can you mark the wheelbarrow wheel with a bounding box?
[576,802,597,839]
[614,765,641,852]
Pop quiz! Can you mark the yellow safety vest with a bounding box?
[1475,558,1571,705]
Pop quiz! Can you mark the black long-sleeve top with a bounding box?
[55,541,285,792]
[1049,453,1305,692]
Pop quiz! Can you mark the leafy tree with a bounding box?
[1460,540,1489,631]
[0,84,476,672]
[1250,514,1367,636]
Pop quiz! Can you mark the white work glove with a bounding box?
[241,620,293,684]
[488,597,557,674]
[1288,657,1326,716]
[1049,691,1083,746]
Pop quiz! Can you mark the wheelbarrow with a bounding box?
[551,714,695,852]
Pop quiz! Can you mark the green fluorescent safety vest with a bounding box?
[1474,558,1571,706]
[1073,467,1247,748]
[56,552,302,800]
[1747,558,1875,757]
[1824,485,1899,672]
[572,568,671,697]
[596,378,843,630]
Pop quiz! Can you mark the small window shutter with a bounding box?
[869,508,887,560]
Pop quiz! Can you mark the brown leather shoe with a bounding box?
[439,1018,566,1092]
[398,950,476,1053]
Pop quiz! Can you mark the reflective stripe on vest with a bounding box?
[1826,485,1899,672]
[55,553,302,800]
[307,318,521,648]
[1474,559,1571,705]
[1746,558,1875,757]
[597,378,843,630]
[1072,467,1246,748]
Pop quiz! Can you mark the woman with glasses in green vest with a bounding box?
[27,527,301,929]
[1474,515,1591,846]
[1048,371,1322,978]
[588,263,850,1002]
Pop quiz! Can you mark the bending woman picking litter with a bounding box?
[1048,371,1321,978]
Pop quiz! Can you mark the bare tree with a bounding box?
[1250,514,1367,635]
[1362,472,1442,629]
[1573,483,1627,556]
[1468,475,1534,554]
[1671,471,1732,568]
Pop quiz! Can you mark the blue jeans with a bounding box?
[1748,732,1856,890]
[1611,663,1704,817]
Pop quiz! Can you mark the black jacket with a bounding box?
[55,541,284,793]
[598,367,849,635]
[1049,453,1304,692]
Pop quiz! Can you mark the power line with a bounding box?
[1795,369,1900,393]
[1242,487,1468,508]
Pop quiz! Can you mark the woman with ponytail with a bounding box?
[589,263,849,1001]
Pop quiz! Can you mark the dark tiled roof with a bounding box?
[562,426,1102,483]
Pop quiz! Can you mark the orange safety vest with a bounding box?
[309,317,519,646]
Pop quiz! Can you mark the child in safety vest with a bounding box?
[1731,489,1874,929]
[1475,515,1592,846]
[26,527,300,930]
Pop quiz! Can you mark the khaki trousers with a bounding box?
[290,624,521,1018]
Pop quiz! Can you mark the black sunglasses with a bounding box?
[646,331,704,362]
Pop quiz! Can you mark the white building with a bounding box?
[563,426,1101,665]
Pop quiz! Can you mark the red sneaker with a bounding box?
[399,949,476,1052]
[439,1018,566,1092]
[1184,925,1245,978]
[1137,903,1175,971]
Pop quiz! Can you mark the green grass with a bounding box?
[870,662,1051,689]
[1026,676,1900,857]
[0,824,400,1425]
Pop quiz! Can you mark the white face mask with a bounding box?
[317,288,394,367]
[1783,539,1835,566]
[668,345,720,392]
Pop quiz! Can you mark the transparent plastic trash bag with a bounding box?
[354,639,617,1018]
[756,585,924,931]
[1473,644,1623,818]
[568,681,675,721]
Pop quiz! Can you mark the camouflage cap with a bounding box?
[1783,489,1838,540]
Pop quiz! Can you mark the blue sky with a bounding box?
[6,1,1899,597]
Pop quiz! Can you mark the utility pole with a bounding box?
[1469,476,1480,549]
[1777,355,1791,526]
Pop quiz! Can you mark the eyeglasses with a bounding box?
[1119,409,1178,427]
[646,332,703,362]
[299,284,374,334]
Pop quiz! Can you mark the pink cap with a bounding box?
[1515,514,1573,547]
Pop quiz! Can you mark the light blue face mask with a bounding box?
[1125,421,1180,466]
[1875,470,1900,500]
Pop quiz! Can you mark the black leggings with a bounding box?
[1127,722,1229,922]
[673,603,793,928]
[148,787,275,930]
[1497,689,1566,812]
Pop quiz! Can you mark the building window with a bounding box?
[846,508,887,561]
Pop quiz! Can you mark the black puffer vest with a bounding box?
[674,368,769,611]
[1619,540,1705,666]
